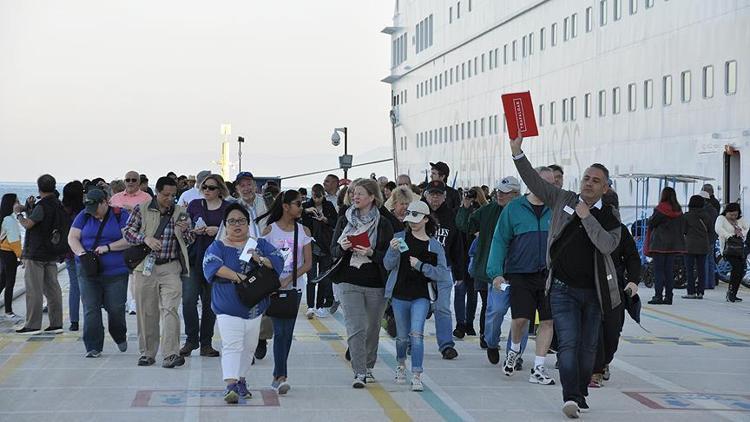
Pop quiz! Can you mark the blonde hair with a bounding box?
[470,186,488,206]
[384,185,420,211]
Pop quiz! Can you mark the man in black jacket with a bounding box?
[424,180,464,359]
[699,190,719,289]
[301,184,338,318]
[430,162,461,210]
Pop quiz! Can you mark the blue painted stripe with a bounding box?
[641,312,739,341]
[330,311,466,422]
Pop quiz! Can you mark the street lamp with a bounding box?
[237,136,245,172]
[331,127,352,180]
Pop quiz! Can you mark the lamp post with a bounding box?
[237,136,244,172]
[331,127,352,180]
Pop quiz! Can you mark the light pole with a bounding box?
[331,127,352,180]
[237,136,244,172]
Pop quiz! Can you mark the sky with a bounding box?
[0,0,396,187]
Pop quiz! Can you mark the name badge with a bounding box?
[563,205,575,215]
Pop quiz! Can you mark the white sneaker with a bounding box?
[562,400,581,419]
[316,308,328,318]
[411,374,424,392]
[352,374,366,389]
[305,308,315,319]
[502,349,520,376]
[529,365,556,385]
[395,366,406,384]
[365,369,375,383]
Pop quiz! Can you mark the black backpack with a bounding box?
[45,199,72,258]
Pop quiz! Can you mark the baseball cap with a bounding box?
[424,180,446,194]
[234,171,255,184]
[84,189,107,215]
[496,176,521,193]
[196,170,211,184]
[187,175,196,182]
[403,201,431,224]
[429,161,450,177]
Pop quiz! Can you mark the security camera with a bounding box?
[331,130,341,146]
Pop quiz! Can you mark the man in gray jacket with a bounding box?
[509,136,622,419]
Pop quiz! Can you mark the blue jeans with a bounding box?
[484,285,528,353]
[653,254,676,299]
[78,272,128,353]
[453,279,478,326]
[392,297,430,373]
[705,253,717,289]
[271,293,301,379]
[550,281,602,404]
[434,278,455,352]
[66,258,80,324]
[684,254,706,296]
[182,261,216,347]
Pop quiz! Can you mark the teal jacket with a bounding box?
[487,195,551,279]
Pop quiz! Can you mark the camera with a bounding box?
[465,189,477,199]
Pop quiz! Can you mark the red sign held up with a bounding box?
[501,91,539,140]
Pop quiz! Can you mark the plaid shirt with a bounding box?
[124,200,194,261]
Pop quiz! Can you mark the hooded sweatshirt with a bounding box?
[647,202,686,254]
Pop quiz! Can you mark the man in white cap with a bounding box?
[177,170,211,208]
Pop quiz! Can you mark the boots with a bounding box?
[647,296,664,305]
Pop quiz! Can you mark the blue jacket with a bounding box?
[384,231,452,299]
[487,195,550,279]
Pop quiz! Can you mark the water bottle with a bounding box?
[142,254,156,277]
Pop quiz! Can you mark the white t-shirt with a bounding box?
[262,222,311,292]
[178,188,202,208]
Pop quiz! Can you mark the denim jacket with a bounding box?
[384,231,452,299]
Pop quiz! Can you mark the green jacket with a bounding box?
[457,201,503,285]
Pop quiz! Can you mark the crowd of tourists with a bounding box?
[0,137,744,418]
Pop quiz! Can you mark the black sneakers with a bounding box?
[200,345,220,357]
[255,339,267,359]
[452,325,466,339]
[137,356,155,366]
[487,347,500,365]
[465,326,477,336]
[44,326,63,334]
[15,327,41,335]
[441,347,458,360]
[69,322,79,331]
[179,342,198,357]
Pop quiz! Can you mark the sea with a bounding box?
[0,182,42,203]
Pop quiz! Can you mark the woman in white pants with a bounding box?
[203,203,284,403]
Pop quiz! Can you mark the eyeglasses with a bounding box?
[125,178,138,183]
[226,218,248,226]
[406,211,426,218]
[202,185,219,191]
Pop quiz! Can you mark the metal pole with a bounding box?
[238,141,242,172]
[343,127,348,181]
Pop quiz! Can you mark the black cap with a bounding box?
[425,180,446,194]
[84,189,107,214]
[429,161,450,177]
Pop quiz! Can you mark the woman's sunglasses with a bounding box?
[202,185,219,191]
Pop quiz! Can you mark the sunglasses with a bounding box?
[226,218,248,226]
[125,178,138,183]
[202,185,219,191]
[406,211,426,218]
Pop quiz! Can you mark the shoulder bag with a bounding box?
[235,249,282,309]
[123,209,173,270]
[266,222,301,319]
[79,210,112,277]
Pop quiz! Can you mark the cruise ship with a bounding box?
[383,0,750,220]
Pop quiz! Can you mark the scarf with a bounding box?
[338,205,380,268]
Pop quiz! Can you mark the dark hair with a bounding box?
[548,164,564,174]
[311,183,325,196]
[688,195,705,209]
[659,187,681,212]
[140,174,149,183]
[62,181,85,215]
[0,194,18,221]
[37,174,56,194]
[258,189,300,225]
[384,181,397,191]
[722,202,741,218]
[166,171,177,178]
[155,176,177,192]
[326,174,340,181]
[298,187,307,196]
[702,183,715,195]
[223,202,250,224]
[406,212,438,237]
[337,186,348,207]
[589,163,609,180]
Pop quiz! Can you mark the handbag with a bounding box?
[123,209,173,270]
[79,210,112,277]
[266,222,301,319]
[723,235,744,257]
[235,261,281,309]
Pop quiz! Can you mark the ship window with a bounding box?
[474,57,478,74]
[481,53,485,72]
[503,44,508,64]
[539,104,544,127]
[663,75,672,106]
[629,0,637,15]
[628,83,637,111]
[540,27,546,50]
[562,98,568,121]
[522,35,527,57]
[450,68,453,84]
[439,74,442,90]
[503,115,507,133]
[494,48,499,68]
[598,90,607,116]
[681,70,691,102]
[481,118,485,136]
[457,2,461,19]
[584,93,592,118]
[468,60,472,77]
[570,96,577,121]
[646,0,654,8]
[550,101,556,125]
[563,17,569,42]
[726,60,737,95]
[571,13,578,38]
[613,87,621,114]
[512,40,517,61]
[462,63,466,80]
[528,32,534,55]
[644,79,653,109]
[613,0,621,21]
[551,23,558,46]
[703,65,714,98]
[600,0,607,26]
[473,120,477,137]
[586,7,593,32]
[489,50,494,69]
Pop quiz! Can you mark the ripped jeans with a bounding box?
[391,297,430,374]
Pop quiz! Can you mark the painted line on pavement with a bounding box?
[307,317,412,422]
[0,342,44,384]
[329,311,473,422]
[641,312,740,341]
[643,306,750,340]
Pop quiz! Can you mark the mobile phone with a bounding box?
[398,238,409,252]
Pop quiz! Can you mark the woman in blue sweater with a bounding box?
[203,203,284,404]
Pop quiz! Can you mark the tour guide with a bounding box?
[509,136,622,419]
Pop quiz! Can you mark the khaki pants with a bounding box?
[133,260,182,359]
[23,260,63,330]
